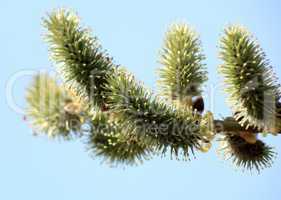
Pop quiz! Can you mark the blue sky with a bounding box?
[1,0,281,199]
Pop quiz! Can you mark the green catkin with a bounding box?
[219,25,281,132]
[26,73,84,139]
[220,132,276,173]
[158,24,207,106]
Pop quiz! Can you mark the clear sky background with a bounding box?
[1,0,281,199]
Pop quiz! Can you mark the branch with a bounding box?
[214,117,260,133]
[24,9,280,172]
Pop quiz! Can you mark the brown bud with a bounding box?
[101,103,109,112]
[239,131,257,144]
[64,102,81,115]
[192,96,204,113]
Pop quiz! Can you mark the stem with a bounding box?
[214,117,260,134]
